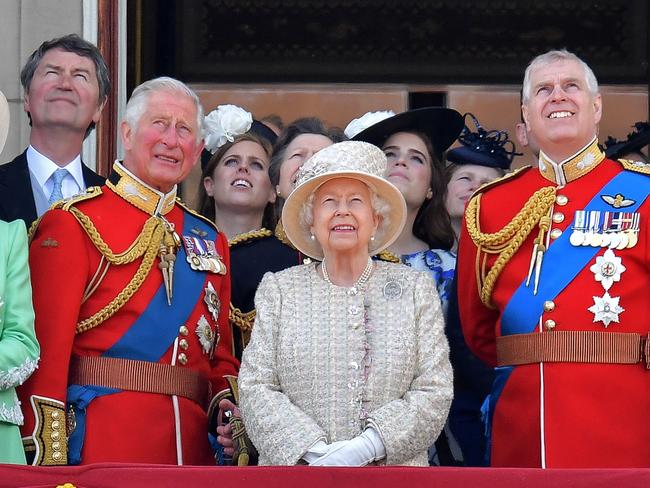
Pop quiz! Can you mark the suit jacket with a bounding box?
[0,150,105,226]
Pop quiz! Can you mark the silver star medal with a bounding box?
[588,293,625,328]
[589,249,626,291]
[588,249,626,327]
[203,281,220,322]
[196,315,216,355]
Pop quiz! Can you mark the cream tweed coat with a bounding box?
[239,261,453,465]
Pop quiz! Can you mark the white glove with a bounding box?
[309,428,386,467]
[301,440,350,465]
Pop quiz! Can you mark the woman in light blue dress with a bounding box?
[348,108,463,314]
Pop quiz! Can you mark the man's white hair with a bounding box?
[522,49,599,104]
[123,76,204,143]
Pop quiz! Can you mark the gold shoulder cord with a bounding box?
[228,228,273,247]
[229,304,256,332]
[69,208,167,333]
[465,186,557,307]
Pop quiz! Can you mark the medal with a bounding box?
[569,210,587,247]
[588,292,624,328]
[589,249,625,291]
[183,235,227,275]
[196,314,219,358]
[204,281,221,322]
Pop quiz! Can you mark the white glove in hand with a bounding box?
[302,440,349,465]
[309,428,386,467]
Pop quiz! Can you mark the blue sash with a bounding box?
[485,169,648,464]
[67,211,216,463]
[501,170,648,336]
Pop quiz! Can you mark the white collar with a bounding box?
[26,145,85,188]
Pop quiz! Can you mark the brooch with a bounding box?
[383,280,403,300]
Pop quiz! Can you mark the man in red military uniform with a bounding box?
[18,77,239,465]
[458,50,649,468]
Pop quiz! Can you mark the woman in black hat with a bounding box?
[444,113,519,467]
[445,113,519,251]
[349,107,463,316]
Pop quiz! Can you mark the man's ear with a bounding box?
[593,93,603,126]
[521,104,531,131]
[120,121,134,151]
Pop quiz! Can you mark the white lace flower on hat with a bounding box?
[344,110,395,139]
[203,104,253,154]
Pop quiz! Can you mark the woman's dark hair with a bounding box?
[268,117,345,224]
[197,132,274,229]
[405,131,455,251]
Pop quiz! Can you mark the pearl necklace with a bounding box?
[321,256,374,292]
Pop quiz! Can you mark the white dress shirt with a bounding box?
[27,145,86,217]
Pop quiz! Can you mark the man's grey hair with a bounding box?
[298,182,391,248]
[123,77,204,143]
[521,49,599,104]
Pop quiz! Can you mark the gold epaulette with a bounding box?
[470,165,532,198]
[617,158,650,175]
[229,228,273,247]
[376,250,401,263]
[176,199,221,233]
[56,186,103,211]
[28,187,103,241]
[465,182,557,308]
[229,303,256,332]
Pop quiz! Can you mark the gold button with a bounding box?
[52,442,60,450]
[51,420,60,430]
[51,411,60,419]
[177,353,188,365]
[179,339,189,350]
[52,451,62,460]
[543,300,555,312]
[556,195,568,206]
[550,228,562,239]
[544,319,556,330]
[179,326,189,336]
[51,431,60,441]
[552,212,565,224]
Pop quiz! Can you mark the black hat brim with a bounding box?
[446,145,511,170]
[351,107,464,158]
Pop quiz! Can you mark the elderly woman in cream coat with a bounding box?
[238,141,452,466]
[0,90,40,464]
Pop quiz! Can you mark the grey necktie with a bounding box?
[48,168,69,205]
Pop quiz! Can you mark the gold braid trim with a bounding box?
[69,208,162,264]
[229,228,273,247]
[75,223,164,334]
[229,303,256,332]
[465,186,557,307]
[376,250,401,263]
[68,208,167,334]
[618,158,650,175]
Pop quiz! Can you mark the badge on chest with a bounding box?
[182,235,227,274]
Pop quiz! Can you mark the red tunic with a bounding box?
[18,169,238,466]
[458,153,650,468]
